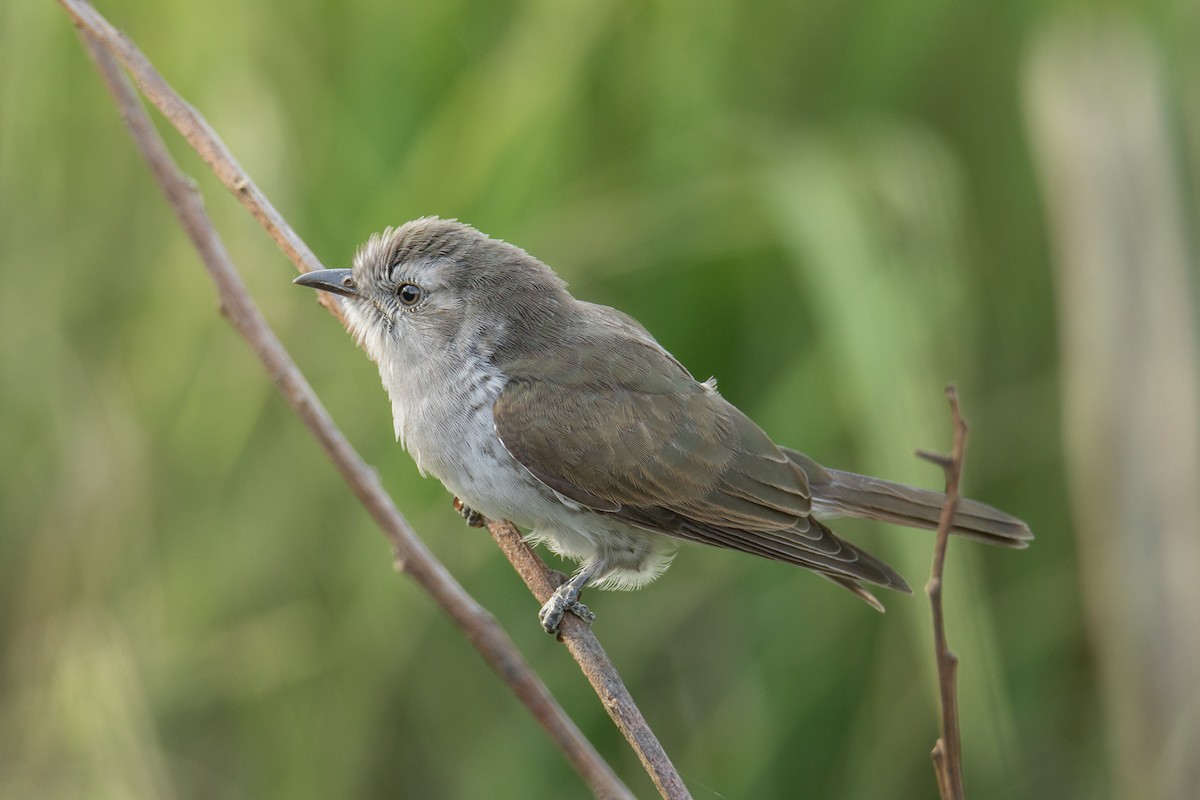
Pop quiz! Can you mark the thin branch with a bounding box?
[63,1,687,796]
[71,21,632,800]
[916,385,968,800]
[60,0,342,315]
[486,521,692,800]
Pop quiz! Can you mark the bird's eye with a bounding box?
[397,282,424,306]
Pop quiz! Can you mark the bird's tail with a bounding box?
[782,448,1033,548]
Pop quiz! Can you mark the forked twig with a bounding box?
[62,0,686,796]
[916,385,968,799]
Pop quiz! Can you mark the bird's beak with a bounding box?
[293,268,359,299]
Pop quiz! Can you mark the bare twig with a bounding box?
[63,0,687,796]
[916,385,968,799]
[60,0,343,316]
[486,521,692,800]
[71,20,632,800]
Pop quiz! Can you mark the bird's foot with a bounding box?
[452,496,485,528]
[538,577,596,635]
[538,595,595,635]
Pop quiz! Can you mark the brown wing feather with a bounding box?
[492,313,909,593]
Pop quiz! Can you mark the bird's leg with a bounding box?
[539,564,597,635]
[451,496,485,528]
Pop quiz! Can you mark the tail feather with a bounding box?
[782,449,1033,548]
[821,574,887,613]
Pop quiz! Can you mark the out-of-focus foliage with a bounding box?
[2,1,1196,798]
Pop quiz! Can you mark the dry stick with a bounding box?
[62,1,688,797]
[915,386,968,800]
[58,0,345,319]
[487,522,692,800]
[72,27,633,800]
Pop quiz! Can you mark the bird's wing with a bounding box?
[492,323,908,590]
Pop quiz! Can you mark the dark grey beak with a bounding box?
[294,268,359,298]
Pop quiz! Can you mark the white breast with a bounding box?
[380,347,544,524]
[376,336,678,591]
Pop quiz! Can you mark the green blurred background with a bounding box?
[3,1,1198,798]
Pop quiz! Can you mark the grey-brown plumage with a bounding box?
[295,217,1032,632]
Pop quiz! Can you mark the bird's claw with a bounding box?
[452,496,485,528]
[538,587,595,635]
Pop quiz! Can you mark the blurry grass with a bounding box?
[1026,15,1200,798]
[2,0,1197,798]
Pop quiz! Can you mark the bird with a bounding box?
[294,217,1031,633]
